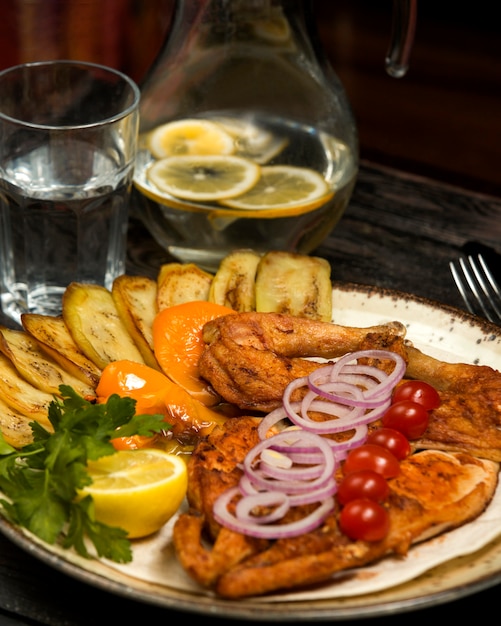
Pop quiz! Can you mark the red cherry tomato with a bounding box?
[336,469,390,505]
[393,380,441,410]
[366,427,411,460]
[343,444,400,479]
[339,498,390,541]
[382,401,430,439]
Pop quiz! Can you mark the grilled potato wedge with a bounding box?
[254,251,332,321]
[0,327,96,398]
[62,282,145,370]
[0,353,53,427]
[0,395,39,448]
[208,249,262,311]
[21,314,101,388]
[157,263,213,310]
[112,274,159,369]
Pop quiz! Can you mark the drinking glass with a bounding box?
[0,60,140,325]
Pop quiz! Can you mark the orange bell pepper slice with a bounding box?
[97,360,228,446]
[110,434,157,451]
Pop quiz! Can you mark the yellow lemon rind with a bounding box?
[219,164,330,210]
[211,117,289,164]
[146,155,261,202]
[147,119,235,159]
[81,450,188,539]
[134,178,334,219]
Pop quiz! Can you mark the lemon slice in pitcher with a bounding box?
[147,154,261,202]
[148,119,235,158]
[213,117,288,164]
[220,164,329,210]
[81,449,187,539]
[253,15,291,43]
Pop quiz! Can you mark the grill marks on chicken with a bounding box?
[199,312,407,412]
[173,418,499,599]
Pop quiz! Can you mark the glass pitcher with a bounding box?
[133,0,417,270]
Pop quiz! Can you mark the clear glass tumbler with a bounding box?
[0,60,140,325]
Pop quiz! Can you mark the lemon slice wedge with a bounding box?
[213,117,288,164]
[148,119,235,158]
[81,449,187,539]
[220,165,329,210]
[253,15,291,43]
[146,155,261,202]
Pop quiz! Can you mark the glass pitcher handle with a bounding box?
[385,0,418,78]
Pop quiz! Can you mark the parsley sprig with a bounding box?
[0,385,167,563]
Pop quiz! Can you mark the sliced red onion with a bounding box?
[213,349,406,539]
[235,490,290,524]
[259,459,326,481]
[212,429,338,539]
[260,448,292,469]
[279,350,404,434]
[323,427,369,462]
[257,405,295,440]
[243,430,336,493]
[213,488,335,539]
[328,350,406,392]
[287,483,337,506]
[283,386,390,432]
[238,472,337,506]
[308,374,390,407]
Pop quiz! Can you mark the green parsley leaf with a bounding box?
[63,495,132,562]
[0,386,167,563]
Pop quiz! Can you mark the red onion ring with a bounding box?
[235,490,289,524]
[327,350,406,394]
[213,430,338,538]
[214,349,406,539]
[213,489,335,539]
[238,472,338,506]
[283,350,405,434]
[243,430,336,493]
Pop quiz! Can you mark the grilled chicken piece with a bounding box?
[199,312,501,461]
[173,417,499,599]
[405,344,501,461]
[199,312,407,412]
[174,417,267,587]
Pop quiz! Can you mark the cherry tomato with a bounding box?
[393,380,441,410]
[336,469,390,505]
[343,444,400,479]
[339,498,390,541]
[366,427,411,460]
[382,401,430,439]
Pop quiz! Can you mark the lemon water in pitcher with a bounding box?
[133,0,416,270]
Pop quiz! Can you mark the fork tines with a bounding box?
[450,254,501,324]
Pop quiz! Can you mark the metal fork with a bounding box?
[449,254,501,324]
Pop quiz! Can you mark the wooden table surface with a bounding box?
[2,160,501,625]
[127,159,501,309]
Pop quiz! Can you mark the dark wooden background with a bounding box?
[1,4,501,623]
[314,1,501,197]
[0,0,500,196]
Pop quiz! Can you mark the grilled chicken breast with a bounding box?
[173,417,499,598]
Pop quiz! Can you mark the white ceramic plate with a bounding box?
[1,282,501,621]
